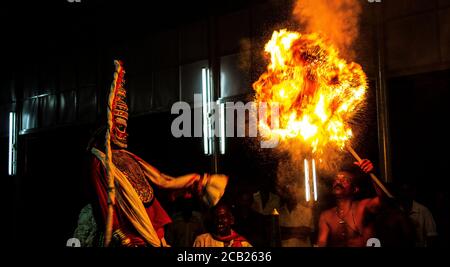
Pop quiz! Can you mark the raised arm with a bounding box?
[355,159,382,213]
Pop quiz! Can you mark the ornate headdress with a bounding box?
[110,62,128,149]
[113,82,128,120]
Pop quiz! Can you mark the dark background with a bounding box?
[0,0,449,247]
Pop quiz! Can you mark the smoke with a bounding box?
[275,139,344,201]
[239,38,252,73]
[292,0,362,60]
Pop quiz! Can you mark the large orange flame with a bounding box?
[253,29,367,155]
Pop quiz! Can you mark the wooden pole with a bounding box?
[346,145,394,198]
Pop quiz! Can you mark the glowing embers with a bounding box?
[303,158,318,202]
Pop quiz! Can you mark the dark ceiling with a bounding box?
[3,0,266,38]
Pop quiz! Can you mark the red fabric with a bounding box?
[90,154,172,244]
[90,157,121,230]
[146,197,172,239]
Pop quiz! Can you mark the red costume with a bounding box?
[90,60,227,247]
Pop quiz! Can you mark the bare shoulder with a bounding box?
[320,207,335,220]
[355,198,372,208]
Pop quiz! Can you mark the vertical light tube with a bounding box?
[220,102,225,154]
[202,68,214,155]
[206,69,213,154]
[304,159,310,202]
[312,159,318,201]
[8,112,13,175]
[206,68,216,155]
[202,68,209,155]
[8,112,16,176]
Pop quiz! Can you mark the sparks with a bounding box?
[253,29,367,154]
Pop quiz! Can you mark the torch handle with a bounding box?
[347,145,394,198]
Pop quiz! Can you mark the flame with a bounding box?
[253,29,367,154]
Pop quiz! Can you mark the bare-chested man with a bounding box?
[317,159,383,247]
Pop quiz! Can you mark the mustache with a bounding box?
[333,184,344,189]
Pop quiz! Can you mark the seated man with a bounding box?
[193,203,252,247]
[317,159,383,247]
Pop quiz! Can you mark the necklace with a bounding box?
[335,202,362,240]
[336,204,349,225]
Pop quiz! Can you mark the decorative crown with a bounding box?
[112,63,128,120]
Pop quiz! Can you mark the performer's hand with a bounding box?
[354,159,374,173]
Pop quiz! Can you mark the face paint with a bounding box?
[112,117,128,148]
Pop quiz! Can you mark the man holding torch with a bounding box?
[317,159,383,247]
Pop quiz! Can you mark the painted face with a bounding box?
[112,116,128,148]
[214,206,233,237]
[332,172,354,198]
